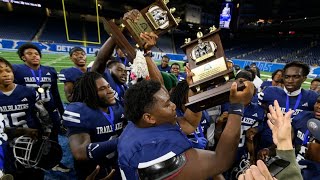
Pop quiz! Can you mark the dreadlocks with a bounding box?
[170,80,189,110]
[72,72,102,109]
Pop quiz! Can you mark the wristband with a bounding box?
[228,103,244,116]
[86,138,118,161]
[143,50,153,57]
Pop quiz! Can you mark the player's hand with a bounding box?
[267,100,293,150]
[257,148,270,161]
[238,160,277,180]
[86,165,115,180]
[140,32,158,51]
[185,63,194,86]
[218,112,229,123]
[229,81,254,105]
[23,128,39,139]
[246,127,258,141]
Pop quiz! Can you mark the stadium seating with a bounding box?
[0,13,44,40]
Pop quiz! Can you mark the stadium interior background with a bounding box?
[0,0,319,103]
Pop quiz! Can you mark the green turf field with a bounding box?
[0,50,312,103]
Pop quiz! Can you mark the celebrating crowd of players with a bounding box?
[0,10,320,180]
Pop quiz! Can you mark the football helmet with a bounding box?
[13,136,62,170]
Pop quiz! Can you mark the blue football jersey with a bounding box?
[223,103,265,157]
[0,85,40,129]
[299,160,320,180]
[63,102,126,179]
[224,103,265,179]
[157,65,171,73]
[260,81,272,90]
[63,102,125,143]
[118,121,192,180]
[258,87,318,148]
[176,109,211,138]
[176,109,211,148]
[291,111,315,162]
[258,87,317,116]
[12,64,64,115]
[0,113,8,145]
[58,67,90,83]
[177,73,186,82]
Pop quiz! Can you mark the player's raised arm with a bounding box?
[91,18,116,74]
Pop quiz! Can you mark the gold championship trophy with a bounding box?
[181,27,245,112]
[104,0,180,62]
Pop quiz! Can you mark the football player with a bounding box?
[300,117,320,179]
[91,38,129,106]
[63,72,126,179]
[293,96,320,163]
[170,80,211,149]
[258,61,318,149]
[13,43,64,142]
[0,57,45,179]
[218,70,265,179]
[118,79,254,179]
[13,43,69,172]
[59,47,89,102]
[260,69,283,90]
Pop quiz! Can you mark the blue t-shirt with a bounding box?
[118,122,192,180]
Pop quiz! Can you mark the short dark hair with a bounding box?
[170,63,180,68]
[124,80,162,123]
[283,61,310,76]
[311,78,320,84]
[162,55,170,61]
[69,47,85,56]
[17,43,42,60]
[236,70,253,81]
[271,69,283,80]
[247,69,256,78]
[107,60,123,69]
[72,72,103,109]
[0,56,13,71]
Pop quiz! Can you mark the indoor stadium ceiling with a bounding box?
[42,0,220,19]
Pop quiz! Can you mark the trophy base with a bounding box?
[186,80,245,112]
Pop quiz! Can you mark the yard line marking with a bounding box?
[43,55,69,66]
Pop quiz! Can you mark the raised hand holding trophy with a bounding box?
[181,27,245,112]
[104,0,180,62]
